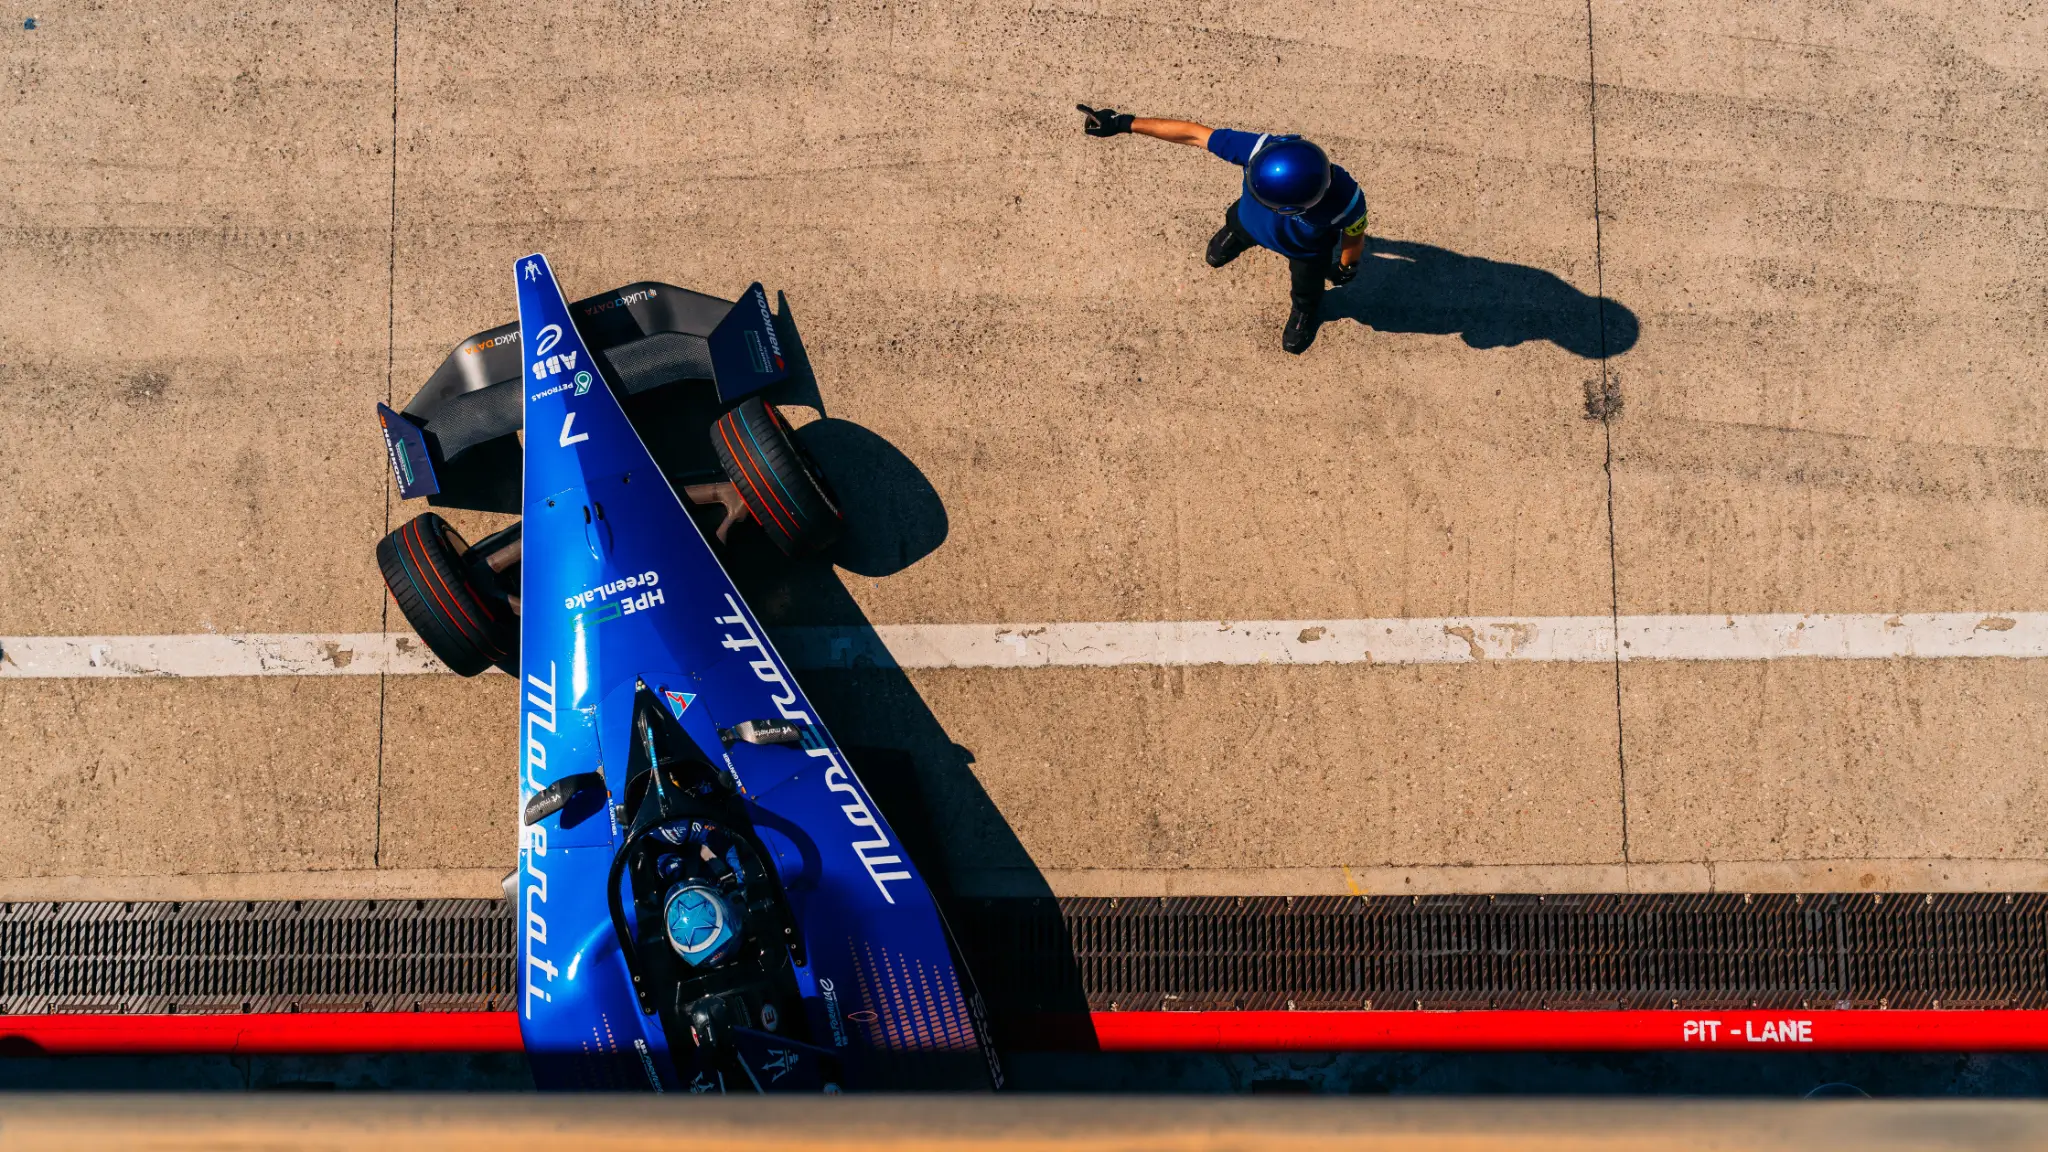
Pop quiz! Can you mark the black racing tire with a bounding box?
[376,512,514,677]
[710,397,844,556]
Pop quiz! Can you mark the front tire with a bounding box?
[710,397,844,556]
[376,512,515,677]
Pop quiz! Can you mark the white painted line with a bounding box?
[780,617,1619,668]
[3,613,2045,679]
[1614,612,2043,661]
[0,633,451,678]
[780,612,2048,669]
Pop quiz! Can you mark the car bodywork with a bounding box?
[383,254,998,1091]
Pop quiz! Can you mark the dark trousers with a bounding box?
[1215,201,1328,317]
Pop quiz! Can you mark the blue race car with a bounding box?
[373,254,1000,1092]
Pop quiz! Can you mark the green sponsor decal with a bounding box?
[572,602,622,629]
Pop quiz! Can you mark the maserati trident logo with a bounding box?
[523,259,541,281]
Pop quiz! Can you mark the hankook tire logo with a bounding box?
[534,323,563,357]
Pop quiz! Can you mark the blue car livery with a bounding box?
[375,254,999,1092]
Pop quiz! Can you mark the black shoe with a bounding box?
[1282,306,1320,354]
[1206,225,1245,268]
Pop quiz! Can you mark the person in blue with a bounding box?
[1079,104,1366,354]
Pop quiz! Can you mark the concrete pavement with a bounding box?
[1,0,2043,898]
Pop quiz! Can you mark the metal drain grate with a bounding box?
[952,894,2048,1014]
[6,894,2046,1017]
[0,899,512,1014]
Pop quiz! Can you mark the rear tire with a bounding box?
[376,512,515,677]
[710,397,844,556]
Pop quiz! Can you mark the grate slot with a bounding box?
[8,895,2048,1018]
[952,894,2048,1016]
[0,900,512,1015]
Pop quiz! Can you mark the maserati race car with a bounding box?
[373,255,1000,1092]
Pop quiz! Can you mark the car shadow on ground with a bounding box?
[669,301,1096,1054]
[1321,237,1638,359]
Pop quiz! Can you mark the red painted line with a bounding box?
[1080,1010,2048,1052]
[0,1013,522,1055]
[8,1009,2048,1056]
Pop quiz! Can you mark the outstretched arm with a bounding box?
[1078,105,1213,149]
[1132,118,1213,148]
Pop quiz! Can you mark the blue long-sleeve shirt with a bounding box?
[1208,128,1367,260]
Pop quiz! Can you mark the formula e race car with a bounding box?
[372,254,1000,1092]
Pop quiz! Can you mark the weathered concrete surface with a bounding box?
[3,0,2045,897]
[881,663,1622,877]
[994,859,2048,898]
[0,867,505,902]
[0,3,395,633]
[1595,3,2048,875]
[1600,2,2048,614]
[0,3,396,886]
[0,678,379,879]
[1622,660,2048,866]
[375,673,517,872]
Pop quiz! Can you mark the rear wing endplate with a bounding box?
[377,403,441,499]
[706,282,791,402]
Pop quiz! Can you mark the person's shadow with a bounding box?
[1323,237,1638,359]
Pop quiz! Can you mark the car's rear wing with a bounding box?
[377,280,792,513]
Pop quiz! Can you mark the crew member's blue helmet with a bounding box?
[1246,136,1331,216]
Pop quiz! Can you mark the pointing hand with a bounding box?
[1077,104,1135,137]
